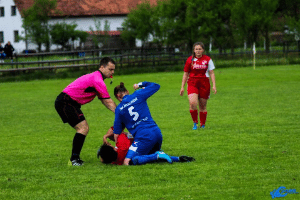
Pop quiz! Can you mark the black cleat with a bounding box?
[69,159,84,166]
[179,156,195,162]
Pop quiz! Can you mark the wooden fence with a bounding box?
[0,47,299,74]
[0,48,185,73]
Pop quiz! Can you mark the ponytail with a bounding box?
[114,82,127,99]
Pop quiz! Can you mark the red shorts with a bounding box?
[187,77,211,99]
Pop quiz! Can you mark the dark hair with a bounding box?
[98,144,118,164]
[114,82,127,99]
[191,42,205,66]
[100,57,115,67]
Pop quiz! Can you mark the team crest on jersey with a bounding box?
[193,59,208,69]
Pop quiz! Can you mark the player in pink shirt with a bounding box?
[55,57,117,166]
[180,42,217,130]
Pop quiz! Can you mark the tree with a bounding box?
[121,2,155,48]
[158,0,191,50]
[76,30,89,50]
[185,0,236,53]
[21,0,57,52]
[277,0,300,50]
[231,0,279,52]
[89,18,111,48]
[50,22,77,50]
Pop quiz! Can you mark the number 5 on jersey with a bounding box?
[128,106,139,121]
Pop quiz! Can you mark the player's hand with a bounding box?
[212,86,217,94]
[180,87,184,96]
[103,137,112,147]
[133,83,139,90]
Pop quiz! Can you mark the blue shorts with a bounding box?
[126,126,162,160]
[0,53,6,59]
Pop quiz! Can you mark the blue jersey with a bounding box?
[114,82,160,137]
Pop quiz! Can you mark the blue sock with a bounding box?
[132,154,158,165]
[171,156,180,162]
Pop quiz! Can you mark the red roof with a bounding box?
[14,0,158,17]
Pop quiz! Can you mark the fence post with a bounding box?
[38,55,40,67]
[120,55,123,68]
[152,53,155,66]
[93,50,95,64]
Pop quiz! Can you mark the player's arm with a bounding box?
[103,127,115,147]
[208,59,217,94]
[113,109,123,142]
[133,82,160,100]
[100,98,117,113]
[180,56,192,96]
[180,72,189,96]
[209,70,217,94]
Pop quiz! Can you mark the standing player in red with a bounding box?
[180,42,217,130]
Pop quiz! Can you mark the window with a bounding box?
[0,32,4,43]
[0,7,4,17]
[14,30,19,42]
[11,6,16,16]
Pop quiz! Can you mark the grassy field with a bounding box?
[1,65,300,199]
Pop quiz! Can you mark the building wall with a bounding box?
[49,16,125,32]
[0,0,26,53]
[47,16,127,50]
[30,16,128,51]
[0,0,143,52]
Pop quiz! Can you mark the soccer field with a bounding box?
[1,65,300,199]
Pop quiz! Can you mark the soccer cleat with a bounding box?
[200,125,205,129]
[156,151,173,164]
[179,156,195,162]
[69,159,84,166]
[193,123,198,130]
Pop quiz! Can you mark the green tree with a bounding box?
[158,0,191,50]
[231,0,279,52]
[278,0,300,50]
[21,0,57,52]
[76,30,89,50]
[89,18,111,48]
[185,0,235,53]
[50,22,77,50]
[121,2,155,48]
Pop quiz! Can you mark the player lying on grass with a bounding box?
[97,127,195,165]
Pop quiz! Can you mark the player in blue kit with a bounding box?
[113,81,172,165]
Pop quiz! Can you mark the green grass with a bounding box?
[1,65,300,199]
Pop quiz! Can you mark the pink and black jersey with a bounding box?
[63,71,110,105]
[184,55,215,78]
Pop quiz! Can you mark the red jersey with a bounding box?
[112,133,133,165]
[184,55,215,78]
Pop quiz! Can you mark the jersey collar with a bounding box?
[98,70,106,80]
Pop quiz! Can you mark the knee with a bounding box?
[189,102,198,110]
[199,105,206,110]
[81,126,89,135]
[75,125,89,135]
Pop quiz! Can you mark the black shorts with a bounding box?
[55,92,85,127]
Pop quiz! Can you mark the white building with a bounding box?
[0,0,157,53]
[0,0,26,53]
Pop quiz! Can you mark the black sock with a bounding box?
[70,133,86,161]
